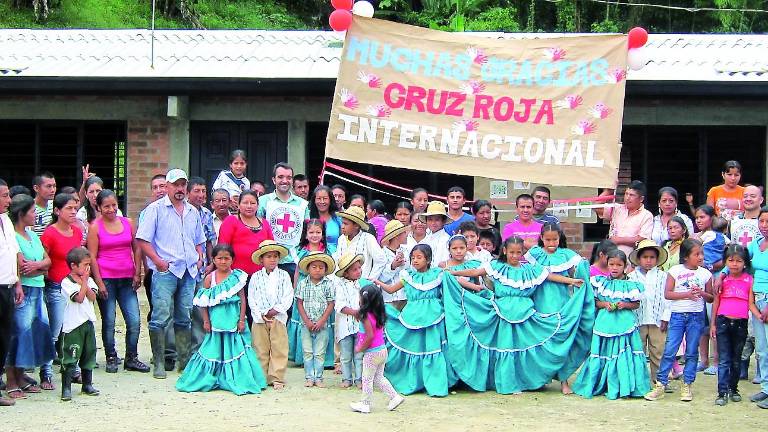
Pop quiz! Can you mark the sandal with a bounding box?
[273,382,286,391]
[22,383,42,394]
[39,375,55,391]
[6,388,27,399]
[22,375,39,387]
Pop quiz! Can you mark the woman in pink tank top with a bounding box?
[85,190,149,374]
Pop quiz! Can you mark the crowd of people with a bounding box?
[0,152,767,414]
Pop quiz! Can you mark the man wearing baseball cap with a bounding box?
[136,168,206,379]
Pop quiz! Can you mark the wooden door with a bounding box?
[190,121,288,190]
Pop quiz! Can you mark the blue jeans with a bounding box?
[41,281,66,378]
[339,334,363,384]
[657,311,705,385]
[715,315,748,394]
[100,278,142,357]
[9,286,54,368]
[301,326,329,381]
[148,270,194,332]
[753,293,768,393]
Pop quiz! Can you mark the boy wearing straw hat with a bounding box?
[628,239,671,388]
[248,240,293,390]
[421,201,451,268]
[334,253,373,388]
[379,220,409,310]
[295,251,336,388]
[334,206,386,281]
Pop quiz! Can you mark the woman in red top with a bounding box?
[217,191,274,275]
[39,193,82,389]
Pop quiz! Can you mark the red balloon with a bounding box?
[329,9,353,32]
[628,27,648,49]
[331,0,353,10]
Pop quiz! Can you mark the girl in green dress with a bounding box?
[524,222,596,394]
[573,249,651,399]
[176,244,267,395]
[374,244,458,397]
[447,236,587,394]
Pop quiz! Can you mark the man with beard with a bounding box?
[137,169,205,379]
[729,185,764,247]
[258,163,309,280]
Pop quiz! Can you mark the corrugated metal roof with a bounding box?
[0,29,766,82]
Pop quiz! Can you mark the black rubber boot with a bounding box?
[81,369,100,396]
[740,358,750,380]
[149,330,167,379]
[175,327,193,372]
[60,368,73,402]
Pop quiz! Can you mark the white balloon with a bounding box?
[627,47,648,71]
[352,1,375,18]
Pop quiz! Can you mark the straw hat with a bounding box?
[418,201,448,222]
[335,253,365,278]
[380,219,409,245]
[629,239,668,268]
[298,251,336,276]
[336,206,370,232]
[251,239,289,264]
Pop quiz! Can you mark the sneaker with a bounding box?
[105,357,119,374]
[304,380,314,388]
[350,401,370,413]
[644,382,666,401]
[696,362,708,372]
[730,390,742,402]
[703,366,717,376]
[664,384,674,394]
[758,399,768,409]
[753,376,762,385]
[715,394,728,406]
[124,354,150,373]
[680,383,693,402]
[387,395,405,411]
[750,391,768,402]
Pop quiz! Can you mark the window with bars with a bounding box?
[0,121,128,211]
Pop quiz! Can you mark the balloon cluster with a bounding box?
[627,27,649,71]
[329,0,375,32]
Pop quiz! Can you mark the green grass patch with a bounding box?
[0,0,306,29]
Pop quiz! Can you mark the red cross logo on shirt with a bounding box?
[739,232,753,247]
[276,213,296,233]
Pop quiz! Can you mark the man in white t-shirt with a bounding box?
[729,185,764,247]
[0,179,22,406]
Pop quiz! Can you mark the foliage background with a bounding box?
[2,0,767,32]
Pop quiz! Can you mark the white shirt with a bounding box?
[730,215,761,247]
[334,231,386,281]
[380,247,407,303]
[247,267,293,325]
[466,248,493,264]
[628,267,671,326]
[0,214,19,285]
[212,170,250,199]
[423,229,450,268]
[60,276,98,333]
[212,213,227,244]
[666,264,712,313]
[334,277,362,341]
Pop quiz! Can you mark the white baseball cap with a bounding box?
[166,168,188,184]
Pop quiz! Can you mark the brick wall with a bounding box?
[126,119,170,217]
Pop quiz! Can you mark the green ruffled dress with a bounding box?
[176,269,267,395]
[525,246,595,381]
[287,248,335,368]
[384,267,458,397]
[573,276,651,399]
[443,259,596,394]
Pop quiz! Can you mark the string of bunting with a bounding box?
[320,160,618,212]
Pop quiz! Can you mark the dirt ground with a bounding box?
[4,298,765,431]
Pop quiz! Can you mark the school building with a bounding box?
[1,29,767,254]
